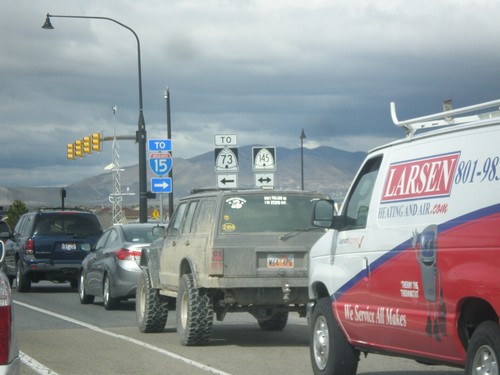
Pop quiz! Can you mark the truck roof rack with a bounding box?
[390,99,500,138]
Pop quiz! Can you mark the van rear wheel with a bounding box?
[176,273,213,346]
[465,321,500,375]
[310,297,359,375]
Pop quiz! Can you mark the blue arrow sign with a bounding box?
[151,177,172,193]
[148,139,172,151]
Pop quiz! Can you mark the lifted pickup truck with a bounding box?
[136,189,327,345]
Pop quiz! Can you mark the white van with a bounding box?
[307,99,500,375]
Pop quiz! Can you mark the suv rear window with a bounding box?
[221,194,318,233]
[35,214,102,236]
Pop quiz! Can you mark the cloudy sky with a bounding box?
[1,0,499,187]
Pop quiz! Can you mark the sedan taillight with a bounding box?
[115,248,142,261]
[0,276,12,364]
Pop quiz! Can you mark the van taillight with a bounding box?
[0,278,12,364]
[209,248,224,276]
[25,238,34,255]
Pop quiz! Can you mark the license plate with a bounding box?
[61,243,77,251]
[267,254,294,269]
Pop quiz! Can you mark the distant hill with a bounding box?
[0,145,366,208]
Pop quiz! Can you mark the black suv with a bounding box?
[4,209,103,292]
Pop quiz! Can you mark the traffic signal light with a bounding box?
[83,136,92,154]
[67,143,75,160]
[92,132,101,152]
[75,139,83,158]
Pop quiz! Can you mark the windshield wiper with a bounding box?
[279,227,323,241]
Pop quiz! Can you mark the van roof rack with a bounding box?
[390,99,500,138]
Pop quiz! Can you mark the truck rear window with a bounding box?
[220,194,318,233]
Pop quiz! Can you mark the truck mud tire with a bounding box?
[16,261,31,293]
[258,312,289,331]
[310,297,359,375]
[465,321,500,375]
[136,270,168,333]
[176,273,213,346]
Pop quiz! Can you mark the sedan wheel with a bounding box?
[103,274,119,310]
[78,271,94,304]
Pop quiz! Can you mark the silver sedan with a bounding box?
[78,223,164,310]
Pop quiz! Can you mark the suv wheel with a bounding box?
[103,274,119,310]
[258,311,289,331]
[176,273,213,346]
[465,321,500,375]
[136,270,168,333]
[310,297,359,375]
[16,261,31,292]
[78,271,95,304]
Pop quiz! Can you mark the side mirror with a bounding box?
[312,199,336,228]
[152,225,166,237]
[0,241,5,263]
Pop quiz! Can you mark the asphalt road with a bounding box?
[13,281,464,375]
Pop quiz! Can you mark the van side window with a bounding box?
[343,156,382,230]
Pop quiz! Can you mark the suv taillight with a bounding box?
[115,248,142,261]
[0,277,12,364]
[25,238,34,255]
[209,248,224,276]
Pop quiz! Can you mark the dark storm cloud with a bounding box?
[1,0,499,187]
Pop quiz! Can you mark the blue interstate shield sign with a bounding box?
[149,152,172,176]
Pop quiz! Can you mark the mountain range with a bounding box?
[0,145,366,209]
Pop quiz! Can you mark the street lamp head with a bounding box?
[300,129,306,140]
[42,14,54,29]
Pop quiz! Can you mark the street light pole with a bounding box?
[164,88,174,220]
[42,13,148,223]
[300,129,306,190]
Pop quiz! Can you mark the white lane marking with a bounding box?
[14,300,232,375]
[20,351,60,375]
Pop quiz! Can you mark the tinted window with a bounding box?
[95,230,111,250]
[36,214,101,236]
[220,194,320,233]
[0,222,10,237]
[106,228,120,248]
[123,227,161,243]
[16,215,33,236]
